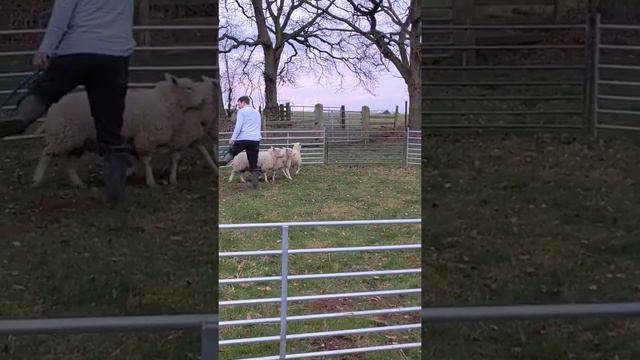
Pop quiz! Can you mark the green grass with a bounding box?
[0,138,217,359]
[219,164,421,359]
[423,132,640,359]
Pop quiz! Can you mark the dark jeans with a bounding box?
[27,53,130,155]
[228,140,260,171]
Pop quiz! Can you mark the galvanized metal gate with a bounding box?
[219,219,421,359]
[593,14,640,136]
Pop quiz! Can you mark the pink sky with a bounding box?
[275,72,409,113]
[278,74,409,112]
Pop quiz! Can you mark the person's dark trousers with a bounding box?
[226,140,261,188]
[0,53,132,207]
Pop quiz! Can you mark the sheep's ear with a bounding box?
[201,75,213,82]
[164,72,178,85]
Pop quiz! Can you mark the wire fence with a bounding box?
[219,219,421,359]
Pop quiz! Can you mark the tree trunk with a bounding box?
[262,47,280,122]
[214,67,233,132]
[408,80,421,131]
[408,0,421,130]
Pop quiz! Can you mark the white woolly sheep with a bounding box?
[166,75,217,185]
[289,142,302,175]
[259,147,288,183]
[227,147,290,183]
[270,147,293,181]
[32,73,201,188]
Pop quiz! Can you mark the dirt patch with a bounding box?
[310,298,353,312]
[309,336,364,359]
[36,195,103,212]
[0,224,27,238]
[309,297,419,326]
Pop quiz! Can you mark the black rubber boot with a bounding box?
[0,94,48,138]
[0,116,27,138]
[219,152,234,166]
[103,150,131,209]
[251,170,260,189]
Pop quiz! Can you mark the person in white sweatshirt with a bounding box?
[219,96,262,189]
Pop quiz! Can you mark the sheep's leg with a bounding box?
[169,152,181,186]
[295,164,301,175]
[228,171,235,182]
[271,170,276,182]
[141,155,157,187]
[196,143,218,174]
[283,167,292,180]
[32,154,52,188]
[66,156,87,189]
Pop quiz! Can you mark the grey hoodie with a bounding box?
[38,0,136,57]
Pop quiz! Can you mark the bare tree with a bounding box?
[311,0,421,129]
[222,0,342,121]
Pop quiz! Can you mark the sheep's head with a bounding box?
[196,76,215,106]
[161,73,201,110]
[269,147,286,158]
[292,142,301,151]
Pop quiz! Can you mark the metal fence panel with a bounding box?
[218,130,325,166]
[0,314,218,358]
[406,129,421,165]
[421,21,589,131]
[422,302,640,323]
[325,129,407,164]
[219,128,422,167]
[593,15,640,135]
[219,219,421,359]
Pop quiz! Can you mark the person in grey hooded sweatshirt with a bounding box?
[0,0,136,209]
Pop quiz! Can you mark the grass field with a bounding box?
[423,132,640,359]
[0,138,216,359]
[219,164,421,359]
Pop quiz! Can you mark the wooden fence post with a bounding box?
[404,101,408,129]
[286,102,291,123]
[394,105,400,130]
[314,103,324,128]
[362,105,370,144]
